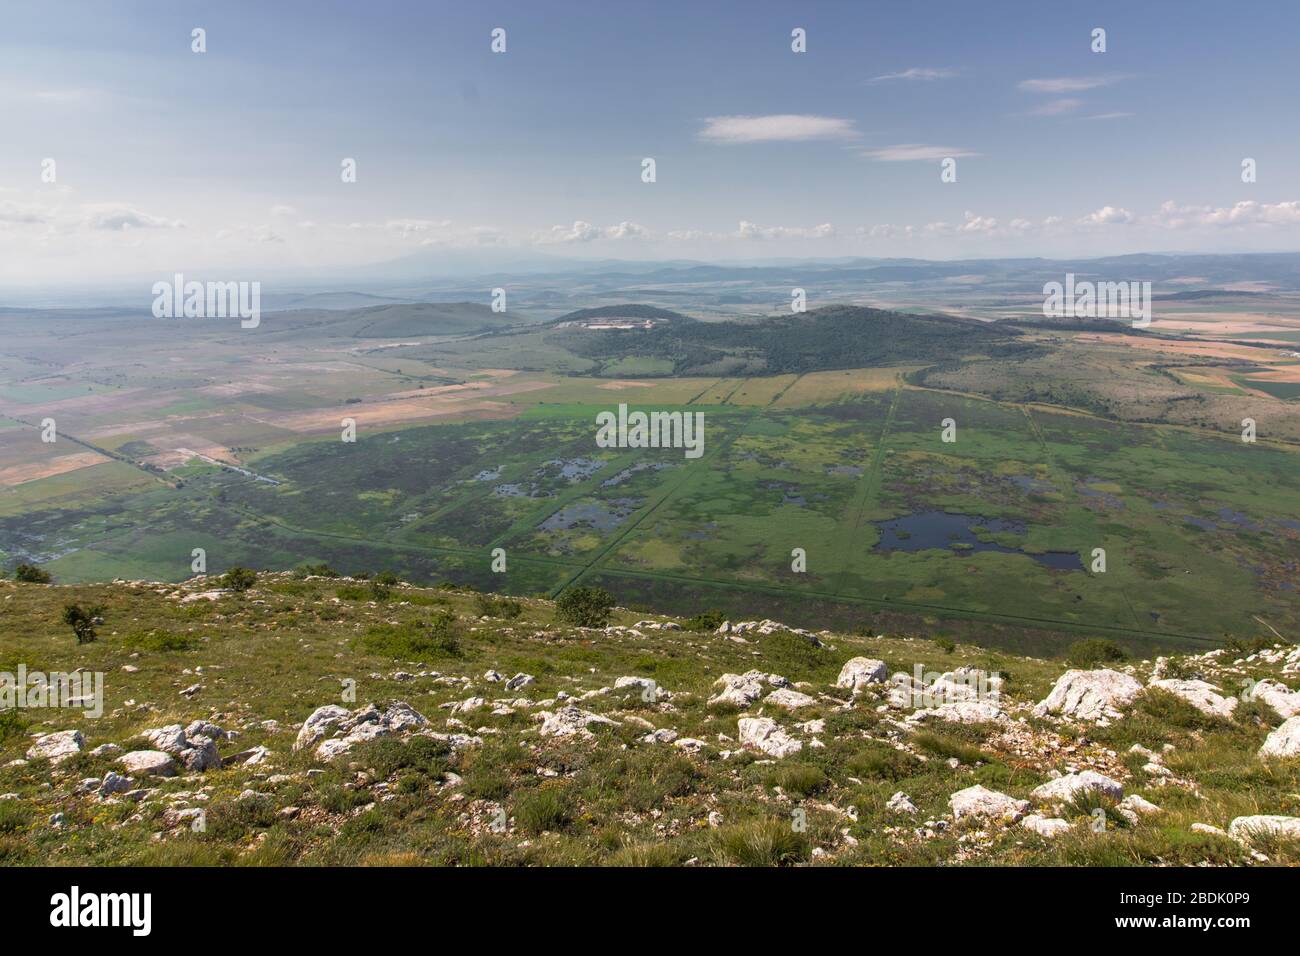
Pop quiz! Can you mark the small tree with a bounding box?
[222,566,257,592]
[371,570,400,600]
[14,564,51,584]
[61,604,104,644]
[555,586,614,628]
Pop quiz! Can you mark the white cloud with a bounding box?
[1150,199,1300,229]
[539,220,649,243]
[1080,206,1135,225]
[869,67,957,83]
[861,144,978,162]
[698,114,857,143]
[736,220,834,240]
[1086,112,1135,121]
[1018,75,1127,94]
[80,204,183,231]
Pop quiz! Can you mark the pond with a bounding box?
[874,511,1083,570]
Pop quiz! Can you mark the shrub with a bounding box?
[13,564,50,584]
[61,604,105,644]
[932,637,956,654]
[555,586,614,628]
[222,567,257,592]
[120,628,195,652]
[0,708,30,744]
[357,611,461,659]
[1066,638,1127,668]
[474,593,524,619]
[296,563,339,578]
[335,584,370,601]
[684,609,725,632]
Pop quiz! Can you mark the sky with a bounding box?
[3,0,1300,285]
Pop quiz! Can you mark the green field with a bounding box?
[6,378,1297,657]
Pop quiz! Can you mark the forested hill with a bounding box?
[547,304,1031,376]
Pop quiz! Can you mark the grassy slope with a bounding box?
[0,575,1297,867]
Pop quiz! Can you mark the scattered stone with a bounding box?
[886,791,918,814]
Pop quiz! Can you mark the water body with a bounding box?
[544,458,604,482]
[874,511,1083,570]
[601,461,671,488]
[540,499,640,532]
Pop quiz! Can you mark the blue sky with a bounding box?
[3,0,1299,282]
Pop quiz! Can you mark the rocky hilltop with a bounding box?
[1,572,1298,866]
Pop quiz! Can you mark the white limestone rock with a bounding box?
[737,717,802,758]
[117,750,178,777]
[1259,715,1300,759]
[1148,679,1238,719]
[1036,669,1143,722]
[949,785,1029,822]
[25,730,84,764]
[1030,770,1123,804]
[764,688,818,710]
[1228,815,1300,843]
[1021,814,1072,838]
[836,657,889,692]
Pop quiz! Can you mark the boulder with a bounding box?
[98,771,133,796]
[708,671,767,708]
[1251,680,1300,719]
[764,688,818,710]
[1259,715,1300,759]
[505,673,536,692]
[949,785,1029,822]
[1117,794,1162,823]
[25,730,84,764]
[536,705,620,739]
[293,705,349,752]
[178,736,222,772]
[737,717,802,758]
[836,657,889,692]
[1036,669,1142,722]
[117,750,177,777]
[1148,679,1238,719]
[1030,770,1123,804]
